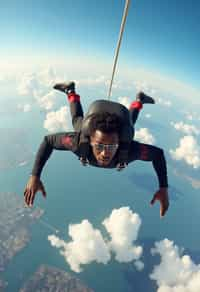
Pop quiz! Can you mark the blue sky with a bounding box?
[1,0,200,88]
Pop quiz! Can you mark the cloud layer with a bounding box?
[48,220,110,273]
[103,207,143,263]
[170,135,200,168]
[44,106,70,132]
[150,239,200,292]
[17,68,60,112]
[135,128,156,144]
[157,97,172,107]
[37,91,57,111]
[171,121,199,136]
[48,207,143,272]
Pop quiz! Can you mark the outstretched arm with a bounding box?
[24,132,77,206]
[129,142,169,217]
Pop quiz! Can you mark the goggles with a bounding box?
[91,143,119,152]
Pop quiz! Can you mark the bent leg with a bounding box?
[67,93,84,132]
[129,92,155,126]
[129,101,143,126]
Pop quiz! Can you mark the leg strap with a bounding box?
[67,93,80,103]
[129,101,143,110]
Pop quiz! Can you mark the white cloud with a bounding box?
[17,68,57,97]
[77,75,127,95]
[17,68,62,111]
[17,73,40,96]
[78,75,109,87]
[131,79,172,108]
[18,103,31,112]
[171,121,199,135]
[48,207,143,272]
[150,238,200,292]
[157,97,172,107]
[124,67,200,106]
[170,135,200,168]
[183,110,200,122]
[44,106,70,132]
[48,219,111,273]
[134,80,156,96]
[2,53,200,107]
[102,207,143,264]
[37,91,57,111]
[37,67,57,86]
[135,128,156,144]
[118,96,131,108]
[118,88,171,110]
[131,80,163,106]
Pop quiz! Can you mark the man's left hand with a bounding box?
[150,187,169,217]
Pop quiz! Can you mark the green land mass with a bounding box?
[20,265,94,292]
[0,191,44,272]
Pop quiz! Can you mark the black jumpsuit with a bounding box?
[31,97,168,188]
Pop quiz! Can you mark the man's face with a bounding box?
[90,130,119,166]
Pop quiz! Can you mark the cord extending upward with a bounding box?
[108,0,131,99]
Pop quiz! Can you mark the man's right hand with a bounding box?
[24,175,46,207]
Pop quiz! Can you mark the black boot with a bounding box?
[136,91,155,104]
[53,81,75,94]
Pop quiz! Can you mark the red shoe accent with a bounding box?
[67,93,80,103]
[129,101,143,110]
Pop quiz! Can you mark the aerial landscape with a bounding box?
[1,0,200,291]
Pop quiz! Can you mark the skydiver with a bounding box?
[24,82,169,217]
